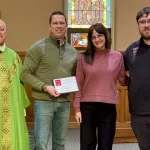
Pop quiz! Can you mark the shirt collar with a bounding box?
[139,37,150,48]
[49,35,66,46]
[0,43,5,52]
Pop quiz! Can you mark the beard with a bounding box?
[140,30,150,40]
[141,34,150,40]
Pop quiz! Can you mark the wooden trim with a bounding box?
[16,51,26,61]
[19,51,136,143]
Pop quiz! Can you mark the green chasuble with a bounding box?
[0,46,30,150]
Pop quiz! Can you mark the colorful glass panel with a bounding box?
[68,0,111,28]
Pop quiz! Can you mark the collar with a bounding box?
[48,35,66,46]
[139,37,150,48]
[0,43,5,52]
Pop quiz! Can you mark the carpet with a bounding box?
[29,129,139,150]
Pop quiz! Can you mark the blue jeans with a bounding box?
[34,100,70,150]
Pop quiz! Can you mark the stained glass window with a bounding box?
[68,0,111,28]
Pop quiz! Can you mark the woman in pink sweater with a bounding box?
[73,23,126,150]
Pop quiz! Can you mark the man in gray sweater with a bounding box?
[21,11,78,150]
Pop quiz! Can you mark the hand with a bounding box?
[75,112,82,124]
[46,85,60,97]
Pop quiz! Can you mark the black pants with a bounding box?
[80,102,116,150]
[131,115,150,150]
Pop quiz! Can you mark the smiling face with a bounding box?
[0,20,6,46]
[49,14,67,40]
[91,29,106,51]
[138,13,150,41]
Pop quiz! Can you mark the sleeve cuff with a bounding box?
[75,107,80,112]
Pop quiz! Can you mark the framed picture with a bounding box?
[67,28,89,51]
[67,28,111,51]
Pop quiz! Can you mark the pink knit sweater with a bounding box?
[73,49,126,112]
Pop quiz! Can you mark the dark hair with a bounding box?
[83,23,111,64]
[136,7,150,22]
[49,11,67,24]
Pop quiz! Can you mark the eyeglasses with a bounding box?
[91,34,104,41]
[138,20,150,26]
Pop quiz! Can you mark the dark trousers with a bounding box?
[80,102,116,150]
[131,115,150,150]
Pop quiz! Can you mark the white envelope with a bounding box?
[53,76,79,94]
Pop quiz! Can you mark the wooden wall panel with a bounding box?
[17,51,137,143]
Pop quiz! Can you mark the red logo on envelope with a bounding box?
[55,80,61,86]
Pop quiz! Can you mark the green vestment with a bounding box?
[0,46,30,150]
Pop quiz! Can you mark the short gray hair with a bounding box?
[0,19,6,31]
